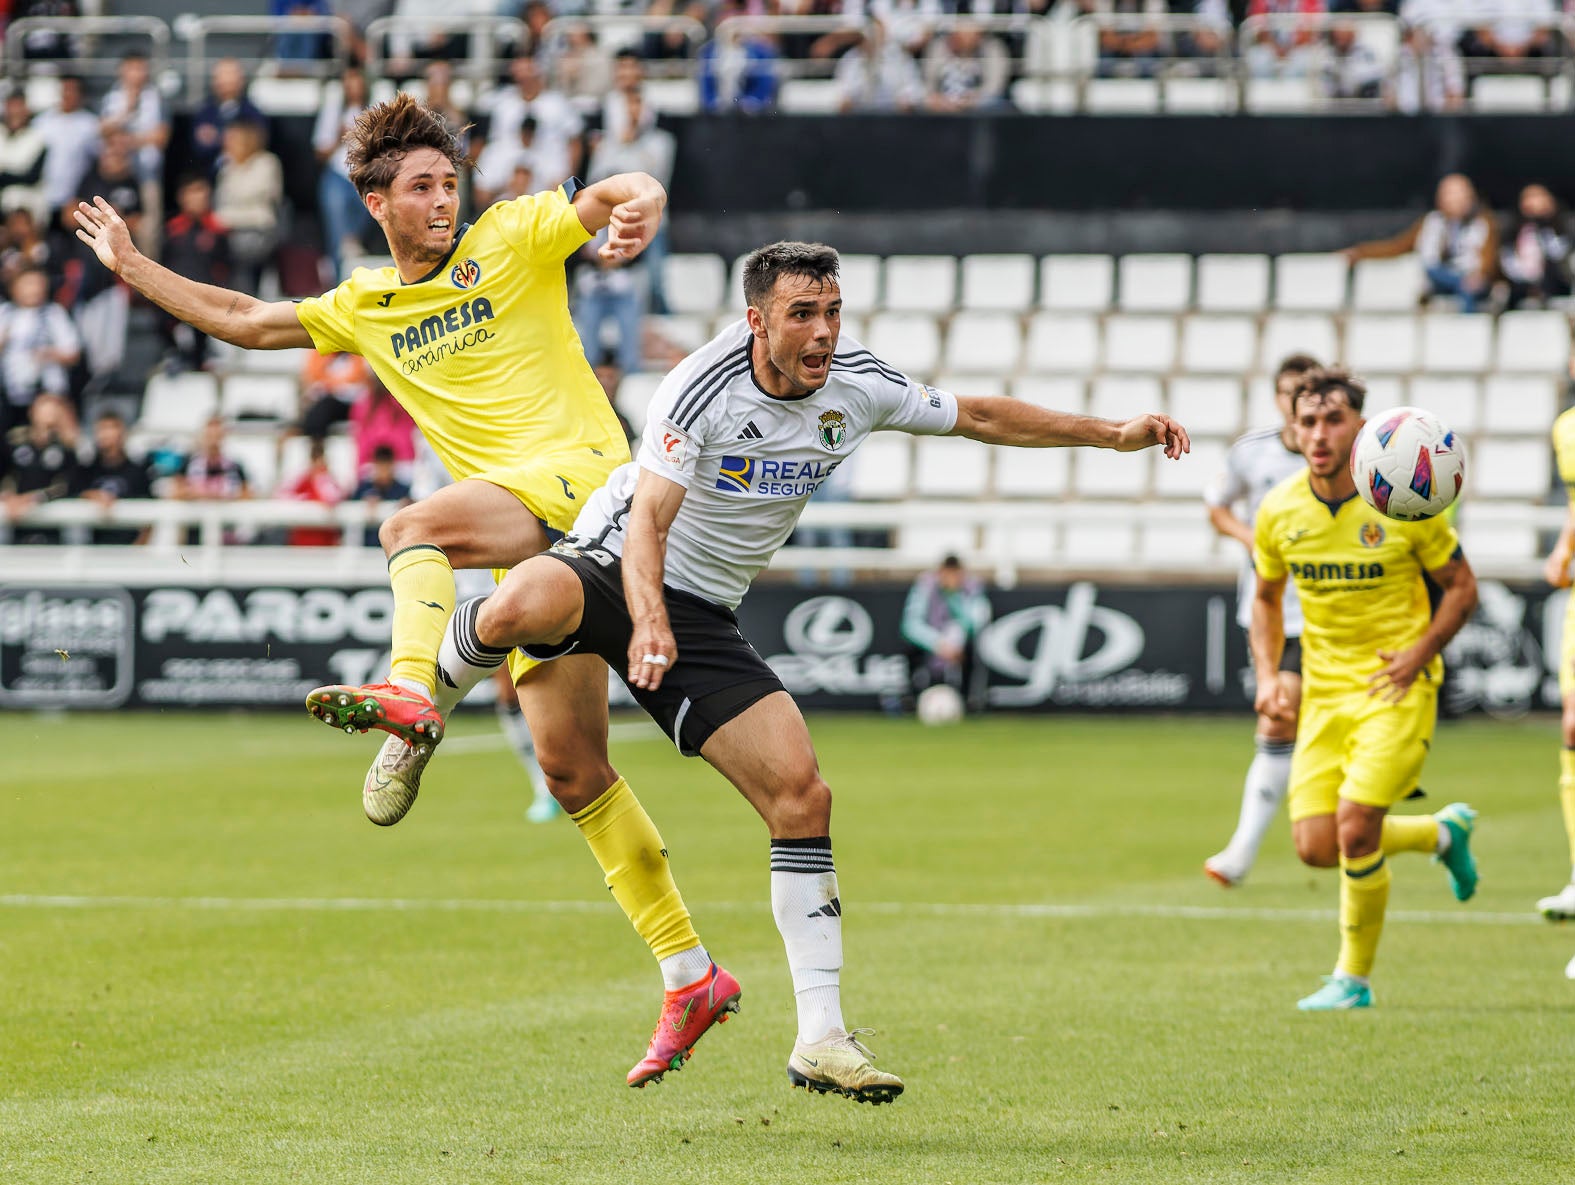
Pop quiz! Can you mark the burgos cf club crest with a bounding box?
[817,409,847,452]
[1359,521,1386,548]
[450,258,482,289]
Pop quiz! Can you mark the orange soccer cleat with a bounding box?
[626,963,742,1088]
[305,681,445,751]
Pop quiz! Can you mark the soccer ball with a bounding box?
[1350,406,1466,522]
[916,684,965,726]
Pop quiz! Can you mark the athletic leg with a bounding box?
[1207,669,1300,887]
[490,667,557,822]
[1539,688,1575,919]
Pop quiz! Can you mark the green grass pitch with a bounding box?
[3,710,1573,1184]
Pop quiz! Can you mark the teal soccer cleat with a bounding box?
[1297,975,1374,1012]
[1434,803,1479,902]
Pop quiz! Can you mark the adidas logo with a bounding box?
[806,897,842,919]
[737,421,764,441]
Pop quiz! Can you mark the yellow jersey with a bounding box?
[1254,470,1461,695]
[295,182,628,484]
[1553,407,1575,494]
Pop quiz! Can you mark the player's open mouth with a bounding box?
[802,353,828,374]
[429,219,451,232]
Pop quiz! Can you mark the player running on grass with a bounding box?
[1536,406,1575,924]
[409,241,1189,1101]
[1250,367,1479,1012]
[74,94,740,1089]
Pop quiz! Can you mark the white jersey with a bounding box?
[568,322,958,608]
[1203,425,1306,635]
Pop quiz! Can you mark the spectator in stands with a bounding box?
[859,0,943,57]
[1500,183,1572,310]
[8,0,84,62]
[63,128,139,382]
[422,61,472,153]
[0,264,79,433]
[1461,0,1557,61]
[33,76,100,229]
[72,409,153,544]
[280,437,344,546]
[272,0,337,65]
[1182,0,1234,64]
[99,53,169,254]
[922,20,1011,111]
[501,160,538,204]
[590,350,638,447]
[474,55,583,205]
[1,208,58,292]
[313,66,376,281]
[555,25,615,113]
[602,50,649,145]
[0,92,47,226]
[190,58,269,181]
[900,554,991,711]
[213,120,283,293]
[834,21,925,112]
[3,390,78,543]
[1342,173,1498,312]
[1243,0,1327,79]
[588,89,674,311]
[642,0,710,61]
[349,443,412,546]
[159,174,231,373]
[1332,0,1397,11]
[516,0,554,61]
[572,227,644,377]
[1078,0,1169,79]
[1394,0,1464,111]
[175,417,252,501]
[298,349,372,440]
[698,6,781,115]
[333,0,396,66]
[383,0,495,73]
[1320,20,1386,98]
[348,374,416,473]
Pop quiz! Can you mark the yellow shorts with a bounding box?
[1560,592,1575,699]
[1287,682,1438,821]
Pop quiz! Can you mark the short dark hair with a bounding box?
[372,445,396,463]
[1295,365,1367,414]
[1275,353,1322,384]
[344,93,467,197]
[940,554,962,569]
[95,410,125,427]
[615,48,643,62]
[741,241,840,311]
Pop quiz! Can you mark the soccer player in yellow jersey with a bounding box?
[1251,367,1480,1011]
[1537,406,1575,924]
[73,95,739,1084]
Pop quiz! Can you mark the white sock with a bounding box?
[658,945,713,992]
[770,837,845,1045]
[392,676,433,700]
[1221,738,1294,867]
[1334,969,1371,987]
[1435,823,1452,855]
[434,596,510,717]
[496,702,550,799]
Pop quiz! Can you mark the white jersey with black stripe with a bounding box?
[1203,425,1306,635]
[566,321,958,609]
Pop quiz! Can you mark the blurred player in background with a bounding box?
[1201,353,1318,887]
[1251,368,1479,1012]
[1537,404,1575,924]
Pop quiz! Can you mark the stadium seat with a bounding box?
[1083,78,1161,114]
[1153,437,1225,499]
[1258,314,1339,370]
[1024,313,1100,373]
[237,347,310,375]
[1482,375,1559,433]
[139,372,220,434]
[913,436,992,497]
[1011,376,1085,412]
[1244,76,1320,113]
[647,314,711,354]
[249,77,324,116]
[662,254,727,315]
[839,313,867,344]
[224,435,280,497]
[1419,314,1494,373]
[24,75,61,113]
[1196,255,1271,313]
[778,78,842,114]
[1166,376,1244,437]
[1345,314,1420,372]
[1470,75,1547,113]
[983,522,1058,563]
[896,523,977,565]
[943,312,1023,374]
[866,313,941,376]
[278,433,357,491]
[994,447,1070,497]
[1163,76,1235,114]
[1074,446,1152,497]
[882,256,958,313]
[838,254,882,312]
[726,256,749,311]
[1472,439,1553,499]
[960,254,1036,311]
[1273,253,1349,311]
[1102,315,1177,373]
[1040,255,1115,312]
[1117,254,1192,312]
[1089,376,1163,422]
[1406,376,1481,433]
[221,374,298,423]
[1494,310,1571,372]
[1458,521,1539,563]
[1139,519,1219,564]
[614,371,665,433]
[1352,255,1421,310]
[934,374,1007,398]
[1180,316,1257,373]
[1061,519,1137,564]
[1008,77,1079,115]
[847,434,912,499]
[643,78,699,116]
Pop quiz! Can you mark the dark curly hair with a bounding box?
[344,93,467,197]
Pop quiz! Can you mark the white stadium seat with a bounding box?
[1118,254,1193,312]
[1167,377,1245,437]
[1470,75,1547,113]
[1040,255,1115,312]
[647,314,711,354]
[943,312,1024,374]
[838,254,882,312]
[846,433,912,499]
[221,374,298,422]
[643,78,699,115]
[1011,376,1085,413]
[1024,313,1100,374]
[1245,75,1319,113]
[778,78,841,113]
[224,436,279,497]
[866,313,941,376]
[1258,314,1339,370]
[896,524,976,564]
[1482,375,1559,434]
[912,436,991,497]
[839,314,867,344]
[1061,520,1137,565]
[249,77,324,116]
[1361,375,1406,417]
[1494,310,1571,372]
[935,375,1006,399]
[1458,522,1538,563]
[1196,255,1271,313]
[662,254,727,315]
[1352,255,1421,311]
[1074,445,1152,497]
[1273,253,1349,311]
[1084,78,1161,114]
[960,254,1036,311]
[1406,377,1481,433]
[1102,315,1177,373]
[1163,76,1234,114]
[882,256,958,313]
[1345,314,1419,372]
[139,372,219,434]
[278,433,358,491]
[1471,439,1552,499]
[984,522,1058,563]
[1244,376,1279,429]
[1139,520,1219,564]
[727,256,749,310]
[994,447,1070,497]
[1089,376,1163,422]
[237,347,311,375]
[614,371,665,433]
[1180,316,1258,373]
[1420,314,1494,373]
[1153,437,1225,499]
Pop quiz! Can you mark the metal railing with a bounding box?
[539,15,709,80]
[2,16,171,87]
[180,16,353,102]
[363,15,527,85]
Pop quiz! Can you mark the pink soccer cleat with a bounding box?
[305,681,445,751]
[627,963,742,1088]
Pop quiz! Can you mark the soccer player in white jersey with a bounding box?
[427,242,1190,1101]
[1200,354,1318,887]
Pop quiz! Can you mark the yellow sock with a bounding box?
[1381,815,1438,856]
[1560,749,1575,870]
[386,544,454,693]
[572,778,701,962]
[1336,849,1390,979]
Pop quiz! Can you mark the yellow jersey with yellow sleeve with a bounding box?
[294,181,628,530]
[1551,408,1575,697]
[1254,470,1461,697]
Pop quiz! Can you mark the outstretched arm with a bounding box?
[947,394,1190,459]
[571,172,667,265]
[74,197,312,350]
[622,467,688,692]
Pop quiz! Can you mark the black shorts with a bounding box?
[1279,637,1302,676]
[525,546,784,757]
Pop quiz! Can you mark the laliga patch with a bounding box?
[920,384,943,409]
[658,423,690,467]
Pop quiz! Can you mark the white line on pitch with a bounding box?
[0,894,1545,927]
[442,720,662,755]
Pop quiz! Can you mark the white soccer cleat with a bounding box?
[787,1027,904,1105]
[363,732,434,826]
[1566,952,1575,981]
[1204,852,1247,889]
[1537,882,1575,922]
